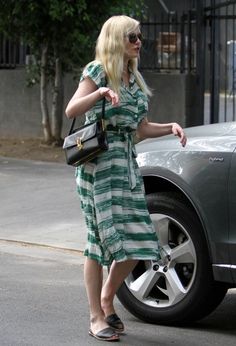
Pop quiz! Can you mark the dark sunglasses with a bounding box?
[127,32,142,44]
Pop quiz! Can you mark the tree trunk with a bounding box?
[51,56,64,145]
[40,43,52,143]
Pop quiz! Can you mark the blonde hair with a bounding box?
[95,15,152,97]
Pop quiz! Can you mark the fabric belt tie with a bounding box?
[106,125,137,190]
[106,124,134,133]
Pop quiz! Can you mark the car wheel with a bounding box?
[117,192,228,324]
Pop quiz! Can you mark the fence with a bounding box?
[140,11,197,73]
[204,0,236,123]
[0,34,27,68]
[0,12,197,74]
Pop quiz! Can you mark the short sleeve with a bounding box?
[137,94,149,125]
[80,61,106,88]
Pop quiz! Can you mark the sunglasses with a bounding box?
[127,32,143,44]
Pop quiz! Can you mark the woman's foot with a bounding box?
[90,314,120,339]
[101,294,125,333]
[90,315,108,334]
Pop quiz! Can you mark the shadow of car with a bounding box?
[117,121,236,325]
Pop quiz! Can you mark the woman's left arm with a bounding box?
[137,117,187,147]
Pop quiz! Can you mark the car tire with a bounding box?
[117,192,228,325]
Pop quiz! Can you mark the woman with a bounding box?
[66,15,187,342]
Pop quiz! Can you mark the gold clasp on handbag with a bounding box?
[76,138,83,150]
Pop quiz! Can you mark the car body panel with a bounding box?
[136,122,236,284]
[229,149,236,282]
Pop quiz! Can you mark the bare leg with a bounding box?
[101,259,138,317]
[84,257,110,334]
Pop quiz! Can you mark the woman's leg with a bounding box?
[101,259,138,317]
[84,257,110,333]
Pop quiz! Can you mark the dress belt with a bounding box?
[106,124,137,190]
[106,124,134,133]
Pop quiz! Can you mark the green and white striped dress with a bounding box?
[75,61,160,266]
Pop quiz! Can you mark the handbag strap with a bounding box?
[68,97,106,135]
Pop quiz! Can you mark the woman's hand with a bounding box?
[99,87,119,106]
[172,123,187,147]
[137,118,187,147]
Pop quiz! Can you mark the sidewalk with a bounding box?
[0,157,87,253]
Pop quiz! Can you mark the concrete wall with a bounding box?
[143,71,199,127]
[0,69,199,139]
[0,69,78,138]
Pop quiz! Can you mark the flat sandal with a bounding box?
[105,314,124,333]
[89,327,120,342]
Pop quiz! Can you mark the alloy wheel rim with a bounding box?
[124,213,197,308]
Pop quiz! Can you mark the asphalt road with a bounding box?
[0,157,236,345]
[0,157,87,251]
[0,244,236,346]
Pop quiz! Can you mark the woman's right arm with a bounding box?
[65,77,101,118]
[65,77,119,119]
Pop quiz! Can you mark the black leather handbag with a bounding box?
[63,97,108,166]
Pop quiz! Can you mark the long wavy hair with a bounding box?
[94,15,152,97]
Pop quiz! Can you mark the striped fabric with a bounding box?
[75,61,160,265]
